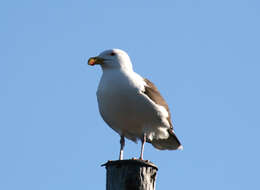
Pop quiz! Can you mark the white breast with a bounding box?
[96,69,170,142]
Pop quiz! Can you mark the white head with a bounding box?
[88,49,133,71]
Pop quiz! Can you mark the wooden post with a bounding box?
[102,159,158,190]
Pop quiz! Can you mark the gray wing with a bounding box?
[143,78,182,150]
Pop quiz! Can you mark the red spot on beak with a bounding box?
[88,58,96,66]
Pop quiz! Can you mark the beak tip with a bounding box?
[88,56,104,66]
[88,57,96,66]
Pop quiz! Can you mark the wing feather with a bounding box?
[142,78,182,150]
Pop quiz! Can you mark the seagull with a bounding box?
[88,49,182,160]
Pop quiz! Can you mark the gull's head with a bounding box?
[88,49,133,71]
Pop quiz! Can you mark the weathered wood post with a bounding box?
[102,159,158,190]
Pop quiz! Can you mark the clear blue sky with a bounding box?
[1,0,259,189]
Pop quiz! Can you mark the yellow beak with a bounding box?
[88,57,104,66]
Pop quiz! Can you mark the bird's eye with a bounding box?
[110,52,116,56]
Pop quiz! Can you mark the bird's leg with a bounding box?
[140,133,146,160]
[119,135,125,160]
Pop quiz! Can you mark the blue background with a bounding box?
[1,0,259,189]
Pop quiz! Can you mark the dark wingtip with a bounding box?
[151,130,182,150]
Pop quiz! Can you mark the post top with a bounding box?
[102,159,158,170]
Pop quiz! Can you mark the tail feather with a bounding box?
[151,129,183,150]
